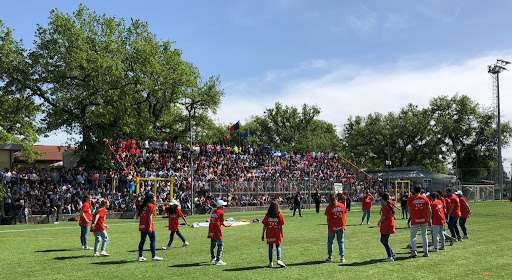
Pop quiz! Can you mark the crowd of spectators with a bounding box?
[1,140,375,221]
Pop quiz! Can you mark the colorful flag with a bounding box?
[229,121,240,132]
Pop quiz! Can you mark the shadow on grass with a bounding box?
[343,256,409,266]
[54,255,90,260]
[91,259,135,265]
[224,265,267,272]
[36,249,78,253]
[172,262,211,268]
[126,248,164,253]
[287,260,325,267]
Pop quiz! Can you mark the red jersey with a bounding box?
[93,207,107,232]
[459,197,471,218]
[325,202,347,232]
[79,202,92,227]
[379,202,396,235]
[167,207,184,232]
[208,208,225,240]
[362,195,374,210]
[449,194,461,217]
[431,199,446,225]
[262,213,285,245]
[444,197,451,215]
[407,194,431,225]
[139,203,156,232]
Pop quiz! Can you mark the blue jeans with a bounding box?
[80,226,89,248]
[380,234,394,258]
[459,217,468,237]
[448,216,461,240]
[268,244,282,262]
[93,231,108,253]
[361,209,371,224]
[210,239,223,261]
[139,231,156,258]
[327,229,345,257]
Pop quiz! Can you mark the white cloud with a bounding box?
[218,51,512,164]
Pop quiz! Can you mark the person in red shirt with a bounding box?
[378,192,396,262]
[457,191,471,239]
[162,200,189,250]
[79,195,92,250]
[138,193,163,262]
[360,191,374,225]
[209,200,231,265]
[262,201,286,268]
[429,192,446,251]
[407,186,431,257]
[324,193,347,263]
[91,199,109,256]
[446,188,462,241]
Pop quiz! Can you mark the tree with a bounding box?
[0,21,39,160]
[0,5,222,168]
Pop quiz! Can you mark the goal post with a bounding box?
[394,180,411,199]
[135,177,174,203]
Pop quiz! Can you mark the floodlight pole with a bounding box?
[488,59,509,201]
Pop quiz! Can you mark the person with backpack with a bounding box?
[138,192,163,262]
[324,193,347,263]
[208,200,231,265]
[378,192,396,262]
[91,199,109,257]
[162,200,190,250]
[79,195,92,250]
[261,201,286,268]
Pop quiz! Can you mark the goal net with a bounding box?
[461,184,495,202]
[135,177,174,204]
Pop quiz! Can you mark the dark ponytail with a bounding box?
[381,192,394,215]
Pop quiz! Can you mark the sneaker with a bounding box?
[268,262,273,268]
[386,257,395,262]
[325,256,332,263]
[93,252,100,257]
[423,253,429,257]
[211,258,217,264]
[449,238,454,246]
[100,251,110,257]
[215,259,227,266]
[182,241,190,247]
[83,246,92,250]
[409,251,417,258]
[152,256,163,261]
[277,260,286,268]
[138,256,146,262]
[462,235,468,240]
[162,246,169,251]
[340,257,346,264]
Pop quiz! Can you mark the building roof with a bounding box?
[0,144,23,151]
[366,166,457,181]
[15,145,72,162]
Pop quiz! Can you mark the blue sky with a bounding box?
[3,0,512,165]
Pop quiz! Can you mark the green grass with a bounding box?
[1,201,511,280]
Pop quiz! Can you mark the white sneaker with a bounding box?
[100,251,110,257]
[340,257,346,264]
[277,260,286,268]
[386,257,395,262]
[325,256,332,262]
[211,258,217,264]
[93,252,100,257]
[182,241,190,247]
[138,256,146,262]
[268,262,273,268]
[152,256,163,261]
[215,259,227,266]
[162,246,169,251]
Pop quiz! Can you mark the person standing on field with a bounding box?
[360,191,374,225]
[138,193,163,262]
[407,186,431,257]
[324,193,347,263]
[262,201,286,268]
[429,192,446,252]
[457,191,471,240]
[292,191,302,217]
[378,192,396,262]
[79,195,92,250]
[400,191,409,220]
[209,200,231,265]
[446,188,462,242]
[162,200,190,250]
[313,190,321,214]
[91,199,110,257]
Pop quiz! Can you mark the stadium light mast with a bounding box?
[488,59,510,199]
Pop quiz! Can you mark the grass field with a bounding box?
[1,201,511,280]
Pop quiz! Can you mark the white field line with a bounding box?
[0,222,139,234]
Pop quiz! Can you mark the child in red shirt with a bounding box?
[457,191,471,239]
[91,199,109,256]
[138,193,163,262]
[209,200,231,265]
[378,192,396,262]
[79,195,92,250]
[162,200,189,250]
[262,201,286,268]
[429,192,446,251]
[324,193,347,263]
[360,192,374,225]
